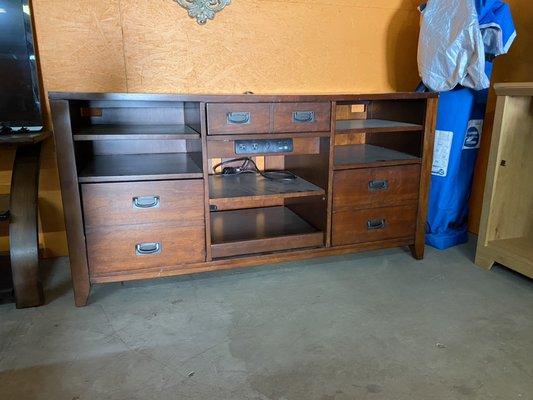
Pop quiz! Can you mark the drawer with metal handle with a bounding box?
[207,103,270,135]
[86,223,206,275]
[332,204,417,246]
[82,180,204,228]
[333,164,420,210]
[273,102,331,133]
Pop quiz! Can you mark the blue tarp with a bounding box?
[424,0,515,250]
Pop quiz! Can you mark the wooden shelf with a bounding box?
[209,173,325,211]
[78,153,203,183]
[334,144,420,169]
[211,206,324,258]
[72,124,200,141]
[336,119,423,134]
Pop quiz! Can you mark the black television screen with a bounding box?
[0,0,43,130]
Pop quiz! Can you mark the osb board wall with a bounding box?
[468,0,533,234]
[0,0,423,257]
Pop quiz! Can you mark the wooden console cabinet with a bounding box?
[49,92,437,306]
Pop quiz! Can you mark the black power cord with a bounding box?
[0,124,13,135]
[212,157,297,181]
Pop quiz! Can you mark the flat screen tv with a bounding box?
[0,0,43,131]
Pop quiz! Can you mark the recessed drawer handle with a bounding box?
[227,112,251,125]
[133,196,160,209]
[367,219,386,230]
[135,242,161,256]
[292,111,315,123]
[368,180,389,191]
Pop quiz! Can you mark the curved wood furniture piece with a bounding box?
[49,92,437,307]
[0,131,50,308]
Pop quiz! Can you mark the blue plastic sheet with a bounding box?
[424,1,515,250]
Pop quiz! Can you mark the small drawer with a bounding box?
[86,223,206,275]
[332,205,417,246]
[333,165,420,210]
[273,102,331,133]
[82,180,204,229]
[207,103,271,135]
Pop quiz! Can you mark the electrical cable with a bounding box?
[212,157,297,181]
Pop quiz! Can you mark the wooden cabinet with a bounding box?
[49,92,437,306]
[475,83,533,278]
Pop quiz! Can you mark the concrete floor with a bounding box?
[0,240,532,400]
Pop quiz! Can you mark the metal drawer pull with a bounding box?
[292,111,315,123]
[367,219,386,230]
[135,242,161,256]
[133,196,160,209]
[227,112,251,125]
[368,180,389,191]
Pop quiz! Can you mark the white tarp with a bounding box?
[418,0,490,92]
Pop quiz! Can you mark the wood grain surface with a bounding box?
[82,180,205,228]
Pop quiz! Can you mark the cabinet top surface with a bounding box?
[48,91,437,102]
[494,82,533,97]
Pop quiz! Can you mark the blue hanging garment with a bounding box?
[420,0,516,250]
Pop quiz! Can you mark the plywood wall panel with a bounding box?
[32,0,127,93]
[121,0,421,94]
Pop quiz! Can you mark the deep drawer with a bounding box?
[332,205,417,246]
[82,180,204,229]
[86,223,206,275]
[207,103,271,135]
[273,102,331,133]
[333,164,420,210]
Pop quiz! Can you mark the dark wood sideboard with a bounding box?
[49,92,437,306]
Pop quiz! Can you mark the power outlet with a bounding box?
[235,139,294,155]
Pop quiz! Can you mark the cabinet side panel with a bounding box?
[50,100,91,306]
[485,96,533,241]
[410,97,437,259]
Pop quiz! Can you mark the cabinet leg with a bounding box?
[409,243,425,260]
[10,143,44,308]
[74,284,90,307]
[475,251,495,271]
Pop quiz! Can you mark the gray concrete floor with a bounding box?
[0,240,532,400]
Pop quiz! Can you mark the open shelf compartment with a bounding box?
[69,99,202,141]
[210,206,324,258]
[334,144,420,169]
[209,173,325,211]
[336,119,423,134]
[72,124,200,141]
[78,153,203,183]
